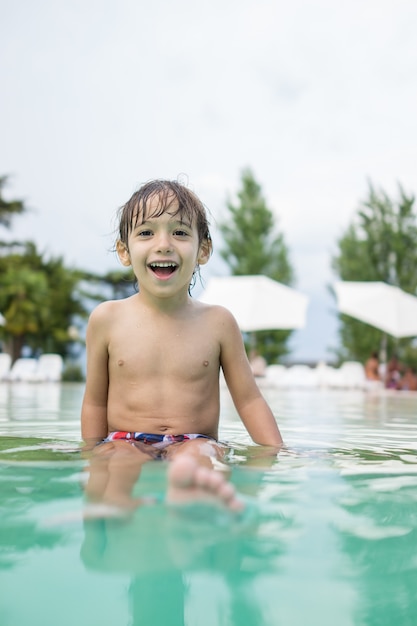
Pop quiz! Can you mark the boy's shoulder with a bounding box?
[195,301,239,328]
[90,296,135,319]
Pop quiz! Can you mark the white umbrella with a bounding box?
[334,281,417,338]
[0,313,5,326]
[199,275,308,331]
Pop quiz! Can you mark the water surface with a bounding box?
[0,383,416,626]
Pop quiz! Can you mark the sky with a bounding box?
[1,0,417,362]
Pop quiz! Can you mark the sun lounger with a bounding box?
[6,354,64,382]
[32,354,64,382]
[7,358,38,382]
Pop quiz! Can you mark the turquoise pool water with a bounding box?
[0,383,416,626]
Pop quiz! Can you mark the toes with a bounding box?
[194,466,236,502]
[167,455,243,512]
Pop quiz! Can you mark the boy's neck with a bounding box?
[135,288,193,314]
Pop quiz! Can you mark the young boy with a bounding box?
[81,179,283,512]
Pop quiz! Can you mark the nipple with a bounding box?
[118,360,124,367]
[203,360,209,367]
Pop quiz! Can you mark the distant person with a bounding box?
[81,179,283,513]
[249,349,267,378]
[364,352,381,381]
[385,355,402,389]
[398,366,417,391]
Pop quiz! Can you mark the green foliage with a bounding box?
[0,176,103,362]
[219,168,295,362]
[0,242,90,360]
[62,364,85,382]
[0,174,134,364]
[0,175,26,229]
[332,181,417,365]
[220,168,294,281]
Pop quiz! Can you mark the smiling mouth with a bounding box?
[148,262,178,277]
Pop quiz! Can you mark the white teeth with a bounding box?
[150,262,177,268]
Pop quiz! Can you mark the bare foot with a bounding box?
[166,455,244,512]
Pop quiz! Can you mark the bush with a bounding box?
[62,364,85,382]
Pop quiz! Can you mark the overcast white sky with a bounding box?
[1,0,416,361]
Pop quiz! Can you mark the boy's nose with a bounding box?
[155,232,173,253]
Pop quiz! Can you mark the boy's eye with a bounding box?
[137,229,152,237]
[174,229,189,237]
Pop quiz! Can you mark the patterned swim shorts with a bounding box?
[102,431,215,450]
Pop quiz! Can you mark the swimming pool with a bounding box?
[0,382,416,626]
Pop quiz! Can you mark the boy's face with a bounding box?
[117,194,210,298]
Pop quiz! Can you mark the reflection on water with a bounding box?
[0,382,84,439]
[0,384,416,625]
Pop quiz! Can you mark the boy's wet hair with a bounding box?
[117,179,212,251]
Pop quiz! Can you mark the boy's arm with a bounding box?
[217,308,283,448]
[81,306,110,450]
[232,394,283,447]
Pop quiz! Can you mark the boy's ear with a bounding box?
[116,240,131,267]
[197,238,212,266]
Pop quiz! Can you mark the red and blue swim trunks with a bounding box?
[102,431,215,450]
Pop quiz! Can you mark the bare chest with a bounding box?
[108,317,219,380]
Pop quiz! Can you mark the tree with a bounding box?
[331,181,417,365]
[0,175,131,365]
[0,177,95,361]
[0,175,26,231]
[0,242,90,361]
[219,168,295,362]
